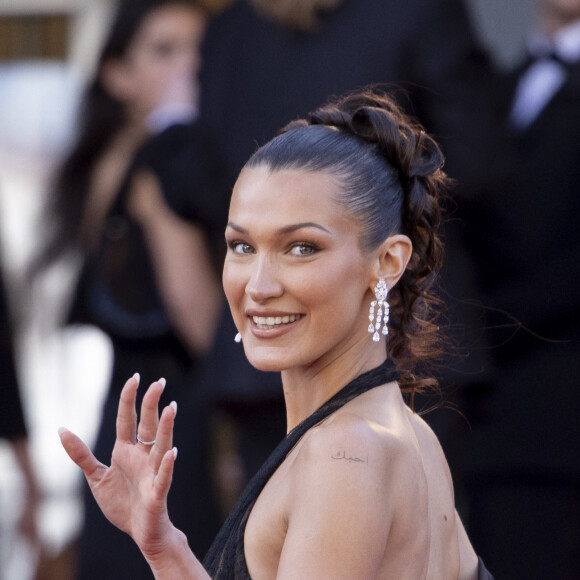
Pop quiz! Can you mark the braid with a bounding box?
[247,89,450,399]
[389,132,447,396]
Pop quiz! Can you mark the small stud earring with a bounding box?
[234,332,242,343]
[368,278,389,342]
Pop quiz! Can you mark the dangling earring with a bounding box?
[234,332,242,343]
[368,278,389,342]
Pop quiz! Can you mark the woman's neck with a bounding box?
[281,347,387,433]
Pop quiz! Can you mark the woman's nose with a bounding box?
[246,257,283,302]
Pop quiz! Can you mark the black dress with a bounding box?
[203,360,494,579]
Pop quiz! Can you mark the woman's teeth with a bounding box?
[252,314,301,329]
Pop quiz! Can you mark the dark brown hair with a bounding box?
[245,89,449,399]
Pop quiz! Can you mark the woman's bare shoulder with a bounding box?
[277,407,432,578]
[290,406,425,500]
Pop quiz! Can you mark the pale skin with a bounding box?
[60,166,479,578]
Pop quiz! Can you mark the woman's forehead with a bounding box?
[228,166,355,232]
[231,166,342,205]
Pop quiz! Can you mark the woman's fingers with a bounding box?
[137,378,166,448]
[116,373,140,443]
[58,427,106,483]
[154,447,178,500]
[149,401,177,472]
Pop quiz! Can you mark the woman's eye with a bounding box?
[229,241,254,255]
[289,243,318,257]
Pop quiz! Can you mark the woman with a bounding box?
[34,0,223,575]
[35,0,215,358]
[59,90,493,579]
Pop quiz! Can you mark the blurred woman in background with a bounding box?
[32,0,223,577]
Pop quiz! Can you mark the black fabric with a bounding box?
[134,122,230,270]
[451,59,580,481]
[436,49,580,578]
[0,263,26,439]
[199,0,491,201]
[477,557,495,580]
[203,359,399,578]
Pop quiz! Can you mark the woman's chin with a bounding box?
[242,346,291,374]
[245,357,286,374]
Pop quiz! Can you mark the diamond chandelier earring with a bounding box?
[368,278,389,342]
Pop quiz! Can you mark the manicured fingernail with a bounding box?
[58,426,68,437]
[133,372,140,383]
[170,400,177,414]
[172,447,178,459]
[158,377,166,388]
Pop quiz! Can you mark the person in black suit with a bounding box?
[445,1,580,577]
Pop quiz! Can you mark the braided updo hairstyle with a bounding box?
[244,89,449,399]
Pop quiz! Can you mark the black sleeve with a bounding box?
[133,120,232,267]
[136,121,230,229]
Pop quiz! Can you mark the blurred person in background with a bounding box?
[139,0,496,502]
[30,0,223,577]
[441,0,580,577]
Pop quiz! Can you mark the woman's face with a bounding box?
[105,3,206,119]
[223,166,377,373]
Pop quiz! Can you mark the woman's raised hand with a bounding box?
[58,374,179,558]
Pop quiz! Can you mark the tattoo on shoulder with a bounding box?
[330,449,368,465]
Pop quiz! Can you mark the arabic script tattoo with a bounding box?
[331,450,368,465]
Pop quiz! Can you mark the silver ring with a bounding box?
[136,434,156,446]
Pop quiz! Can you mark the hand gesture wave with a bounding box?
[59,375,179,558]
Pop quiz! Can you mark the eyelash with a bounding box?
[226,240,321,257]
[227,240,254,254]
[288,242,320,256]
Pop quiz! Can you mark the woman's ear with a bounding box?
[373,234,412,289]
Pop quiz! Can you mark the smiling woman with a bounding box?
[223,168,379,375]
[58,89,494,579]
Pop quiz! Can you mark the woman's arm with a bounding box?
[455,510,479,580]
[59,375,211,580]
[277,419,397,579]
[127,169,224,357]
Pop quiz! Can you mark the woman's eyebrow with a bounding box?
[226,222,247,233]
[226,221,330,234]
[278,222,331,234]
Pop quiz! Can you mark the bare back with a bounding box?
[244,382,478,579]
